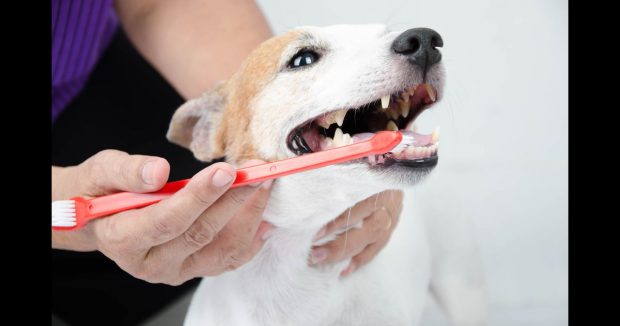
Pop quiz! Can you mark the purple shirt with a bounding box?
[52,0,118,123]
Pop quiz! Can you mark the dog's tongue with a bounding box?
[352,131,433,147]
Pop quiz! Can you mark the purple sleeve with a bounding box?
[51,0,118,123]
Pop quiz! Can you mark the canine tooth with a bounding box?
[333,128,344,145]
[399,100,410,118]
[381,95,390,109]
[334,110,347,127]
[431,127,440,143]
[386,120,399,131]
[424,84,437,102]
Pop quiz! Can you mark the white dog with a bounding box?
[167,24,486,326]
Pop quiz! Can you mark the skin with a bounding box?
[52,0,403,284]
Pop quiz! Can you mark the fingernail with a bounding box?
[261,179,274,190]
[340,263,356,277]
[313,228,327,241]
[310,248,329,264]
[212,169,234,187]
[141,161,156,185]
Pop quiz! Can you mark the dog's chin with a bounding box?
[336,157,437,189]
[369,159,437,186]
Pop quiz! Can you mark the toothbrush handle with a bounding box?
[86,131,402,219]
[232,131,401,186]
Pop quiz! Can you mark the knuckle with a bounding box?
[184,220,217,248]
[374,211,390,231]
[166,277,186,286]
[221,240,250,271]
[226,190,246,207]
[188,187,214,206]
[131,261,161,282]
[248,199,268,214]
[151,216,182,242]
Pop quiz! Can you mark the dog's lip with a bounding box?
[286,83,440,167]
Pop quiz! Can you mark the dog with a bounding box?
[167,24,486,326]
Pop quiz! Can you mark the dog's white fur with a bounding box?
[169,25,486,326]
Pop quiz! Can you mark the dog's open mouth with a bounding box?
[286,83,439,167]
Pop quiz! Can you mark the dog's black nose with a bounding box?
[392,28,443,73]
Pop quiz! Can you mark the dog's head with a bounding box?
[168,24,444,191]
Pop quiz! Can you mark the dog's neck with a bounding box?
[218,165,388,320]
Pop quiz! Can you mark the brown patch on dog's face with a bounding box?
[212,31,301,165]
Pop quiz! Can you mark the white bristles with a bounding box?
[389,133,415,153]
[52,200,77,227]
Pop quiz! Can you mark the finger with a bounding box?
[317,192,388,239]
[79,149,170,196]
[181,181,274,277]
[310,207,392,265]
[342,233,391,277]
[148,177,274,265]
[97,162,237,249]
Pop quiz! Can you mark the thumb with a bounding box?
[78,149,170,196]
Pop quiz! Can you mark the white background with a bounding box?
[255,0,568,325]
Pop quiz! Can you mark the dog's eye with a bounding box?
[288,51,319,69]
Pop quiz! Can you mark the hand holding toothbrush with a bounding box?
[52,131,409,284]
[52,150,275,285]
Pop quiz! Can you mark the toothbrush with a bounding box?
[52,131,412,230]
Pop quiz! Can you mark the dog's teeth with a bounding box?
[424,84,437,102]
[386,120,399,131]
[324,137,334,149]
[405,146,416,156]
[333,128,344,146]
[381,95,390,109]
[342,133,352,145]
[399,99,410,118]
[431,127,440,143]
[334,110,347,127]
[389,108,400,120]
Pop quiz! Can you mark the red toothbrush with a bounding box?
[52,131,411,230]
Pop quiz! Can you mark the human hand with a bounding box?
[52,150,274,285]
[309,190,404,276]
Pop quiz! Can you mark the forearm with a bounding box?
[114,0,273,99]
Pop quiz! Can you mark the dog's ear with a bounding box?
[167,82,227,162]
